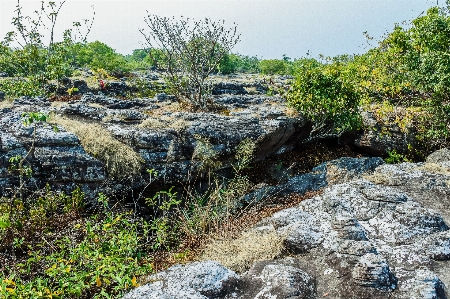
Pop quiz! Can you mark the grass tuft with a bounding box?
[200,229,284,273]
[51,115,144,179]
[0,99,14,109]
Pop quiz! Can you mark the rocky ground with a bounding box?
[0,73,409,199]
[123,150,450,299]
[1,74,448,298]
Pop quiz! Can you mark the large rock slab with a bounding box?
[1,91,311,196]
[0,107,105,199]
[122,151,450,299]
[122,261,239,299]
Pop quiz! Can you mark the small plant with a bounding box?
[66,86,78,96]
[385,149,411,164]
[0,193,152,299]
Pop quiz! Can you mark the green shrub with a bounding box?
[286,59,362,135]
[218,53,239,74]
[1,194,152,299]
[385,149,411,164]
[0,1,94,96]
[71,41,130,74]
[218,53,261,74]
[0,78,44,98]
[260,59,288,75]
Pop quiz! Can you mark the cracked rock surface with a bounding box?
[123,151,450,298]
[1,91,309,198]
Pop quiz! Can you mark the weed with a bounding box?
[0,194,152,299]
[385,149,411,164]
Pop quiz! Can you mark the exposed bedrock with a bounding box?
[123,150,450,298]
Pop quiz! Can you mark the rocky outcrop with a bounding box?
[212,82,248,95]
[241,156,384,205]
[0,92,310,197]
[0,107,105,199]
[123,261,239,299]
[354,109,417,156]
[123,151,450,299]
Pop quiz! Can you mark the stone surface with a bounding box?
[1,87,313,197]
[122,150,450,299]
[122,261,239,299]
[227,258,316,299]
[426,148,450,164]
[251,159,450,298]
[0,108,106,199]
[241,156,384,205]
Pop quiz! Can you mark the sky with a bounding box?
[0,0,441,59]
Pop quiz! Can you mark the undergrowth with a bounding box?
[1,135,324,298]
[0,192,152,299]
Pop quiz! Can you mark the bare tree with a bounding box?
[140,15,240,110]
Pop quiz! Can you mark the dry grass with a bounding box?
[138,118,166,129]
[200,229,284,273]
[0,99,14,109]
[139,116,190,131]
[244,86,258,94]
[365,162,450,185]
[88,103,105,109]
[147,191,322,274]
[50,101,69,108]
[285,107,300,118]
[418,163,450,175]
[50,115,144,179]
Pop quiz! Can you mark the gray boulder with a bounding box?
[426,148,450,164]
[122,261,239,299]
[227,258,316,299]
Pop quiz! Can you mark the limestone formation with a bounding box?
[123,151,450,298]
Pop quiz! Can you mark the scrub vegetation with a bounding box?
[1,0,450,297]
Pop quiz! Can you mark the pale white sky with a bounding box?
[0,0,439,59]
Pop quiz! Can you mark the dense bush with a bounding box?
[0,0,94,98]
[260,59,288,75]
[286,58,362,135]
[287,4,450,151]
[70,41,130,74]
[218,53,261,74]
[0,192,152,299]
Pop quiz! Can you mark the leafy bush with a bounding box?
[286,58,362,136]
[260,59,288,75]
[0,1,94,97]
[71,41,130,74]
[218,53,261,74]
[0,194,152,299]
[287,4,450,150]
[0,78,43,98]
[125,48,167,70]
